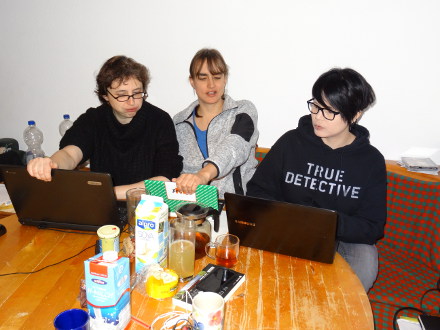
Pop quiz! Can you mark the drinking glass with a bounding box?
[168,216,196,281]
[126,187,148,237]
[205,234,240,268]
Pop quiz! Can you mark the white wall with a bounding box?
[1,0,439,162]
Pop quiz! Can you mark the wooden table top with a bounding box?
[0,214,374,329]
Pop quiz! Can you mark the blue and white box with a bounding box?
[84,252,130,329]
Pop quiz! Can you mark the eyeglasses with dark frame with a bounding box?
[106,90,147,102]
[307,98,341,121]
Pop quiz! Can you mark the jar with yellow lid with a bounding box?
[145,265,179,299]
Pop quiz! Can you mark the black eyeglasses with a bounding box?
[106,90,147,102]
[307,98,341,121]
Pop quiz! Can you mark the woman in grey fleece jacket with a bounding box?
[172,49,259,199]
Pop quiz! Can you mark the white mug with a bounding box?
[192,292,224,330]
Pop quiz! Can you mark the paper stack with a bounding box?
[399,157,439,175]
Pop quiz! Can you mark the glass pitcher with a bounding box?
[176,203,219,259]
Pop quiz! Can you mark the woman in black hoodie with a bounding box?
[247,68,386,292]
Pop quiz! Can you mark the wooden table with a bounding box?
[0,214,374,329]
[0,210,14,220]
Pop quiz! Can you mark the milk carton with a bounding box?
[135,195,169,273]
[84,251,130,329]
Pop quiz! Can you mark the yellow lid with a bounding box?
[97,225,120,239]
[146,268,179,299]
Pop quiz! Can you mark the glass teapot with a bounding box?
[175,202,220,259]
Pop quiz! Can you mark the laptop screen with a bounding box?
[224,193,338,264]
[1,165,125,231]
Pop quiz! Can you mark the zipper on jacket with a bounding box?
[178,120,207,159]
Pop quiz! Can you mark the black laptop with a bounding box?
[0,165,126,231]
[224,193,338,264]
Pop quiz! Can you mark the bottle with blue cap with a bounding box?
[59,114,73,137]
[23,120,45,164]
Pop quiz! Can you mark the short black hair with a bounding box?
[312,68,376,125]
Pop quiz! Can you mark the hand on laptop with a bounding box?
[27,146,82,182]
[27,157,58,181]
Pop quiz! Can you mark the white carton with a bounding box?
[135,195,169,273]
[84,252,130,329]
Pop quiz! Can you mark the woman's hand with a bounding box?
[27,157,59,181]
[173,163,218,195]
[173,173,208,195]
[26,146,82,182]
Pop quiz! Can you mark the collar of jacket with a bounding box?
[179,94,238,122]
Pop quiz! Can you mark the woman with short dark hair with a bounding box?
[27,55,182,199]
[247,68,386,292]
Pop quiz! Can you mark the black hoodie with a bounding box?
[247,115,387,245]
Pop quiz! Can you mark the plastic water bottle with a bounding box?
[59,114,73,136]
[23,120,45,164]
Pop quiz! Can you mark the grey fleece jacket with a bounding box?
[173,95,259,198]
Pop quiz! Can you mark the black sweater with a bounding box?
[247,115,387,245]
[60,101,183,186]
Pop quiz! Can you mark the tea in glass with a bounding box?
[215,246,238,268]
[195,231,211,259]
[205,234,240,268]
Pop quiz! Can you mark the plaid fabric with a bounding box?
[255,147,270,164]
[380,171,440,271]
[370,301,397,330]
[369,171,440,329]
[370,300,425,330]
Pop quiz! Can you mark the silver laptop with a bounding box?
[0,165,125,231]
[224,193,338,264]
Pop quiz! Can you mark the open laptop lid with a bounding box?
[224,193,338,264]
[0,165,124,231]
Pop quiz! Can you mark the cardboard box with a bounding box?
[135,195,169,273]
[144,180,218,216]
[84,252,130,329]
